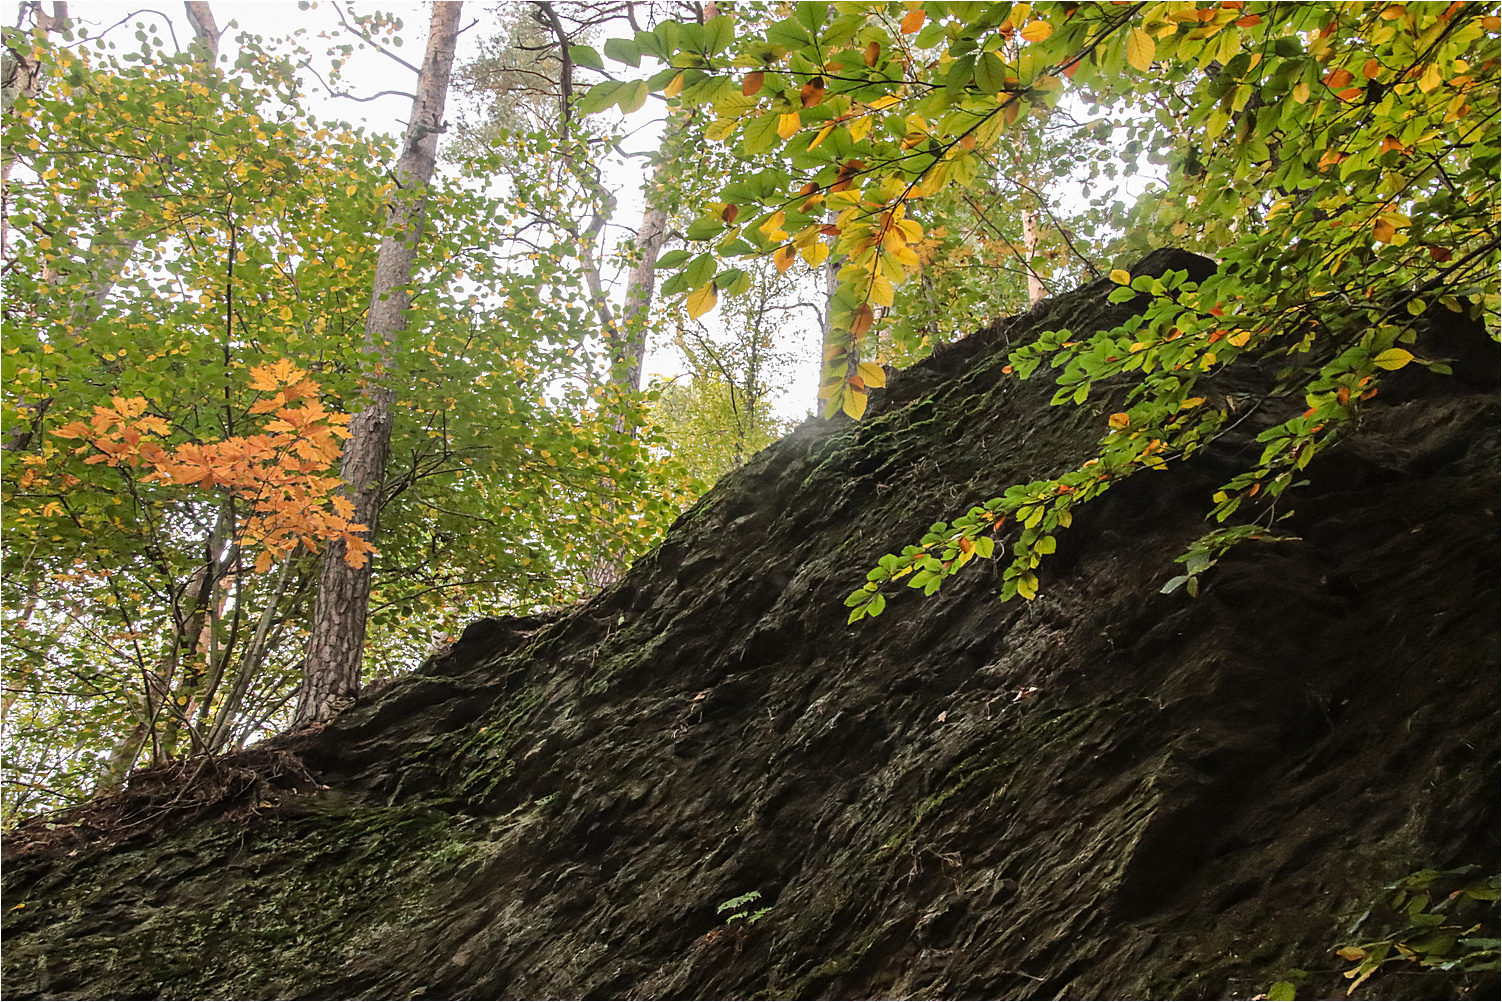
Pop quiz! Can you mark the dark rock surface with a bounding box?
[3,249,1497,1000]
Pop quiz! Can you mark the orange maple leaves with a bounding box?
[53,361,374,572]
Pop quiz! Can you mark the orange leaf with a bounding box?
[863,41,880,67]
[800,77,825,108]
[1108,412,1130,429]
[1019,21,1053,42]
[774,245,797,273]
[1373,217,1395,243]
[1325,67,1353,88]
[900,8,925,33]
[743,71,764,96]
[1379,134,1403,153]
[1364,57,1380,79]
[850,302,875,338]
[1235,14,1261,26]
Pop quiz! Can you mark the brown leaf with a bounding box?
[721,204,739,224]
[863,41,880,67]
[743,71,764,96]
[800,76,825,108]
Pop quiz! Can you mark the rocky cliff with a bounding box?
[4,249,1498,1001]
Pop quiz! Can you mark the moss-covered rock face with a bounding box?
[4,249,1498,1001]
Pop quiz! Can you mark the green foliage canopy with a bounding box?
[580,0,1499,613]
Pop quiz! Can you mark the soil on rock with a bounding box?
[3,249,1497,1001]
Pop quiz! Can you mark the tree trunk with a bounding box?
[2,3,68,452]
[1021,202,1046,305]
[295,0,462,727]
[616,197,667,393]
[611,1,717,395]
[182,1,222,59]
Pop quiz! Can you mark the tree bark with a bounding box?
[612,1,717,394]
[616,196,667,392]
[295,0,462,727]
[182,1,222,59]
[1021,202,1046,305]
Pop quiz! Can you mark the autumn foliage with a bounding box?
[48,362,373,574]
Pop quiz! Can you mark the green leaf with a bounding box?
[741,112,782,155]
[603,37,642,67]
[974,52,1006,95]
[1266,981,1297,1001]
[684,215,724,241]
[618,80,650,114]
[569,44,604,71]
[577,80,622,116]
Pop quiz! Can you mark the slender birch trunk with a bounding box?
[295,1,462,727]
[1021,201,1046,305]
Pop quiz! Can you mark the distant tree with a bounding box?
[651,260,802,483]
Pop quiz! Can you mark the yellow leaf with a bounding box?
[870,274,895,307]
[807,123,835,151]
[759,210,786,238]
[705,117,739,142]
[1292,81,1310,103]
[686,282,717,319]
[848,115,871,143]
[345,184,358,196]
[777,111,802,139]
[665,72,684,98]
[1109,269,1132,285]
[1020,21,1053,42]
[868,94,900,111]
[858,362,887,388]
[799,241,830,268]
[842,386,869,419]
[1126,28,1156,72]
[1373,348,1414,370]
[1418,61,1442,93]
[1017,571,1038,600]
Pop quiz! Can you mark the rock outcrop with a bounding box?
[4,249,1497,1000]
